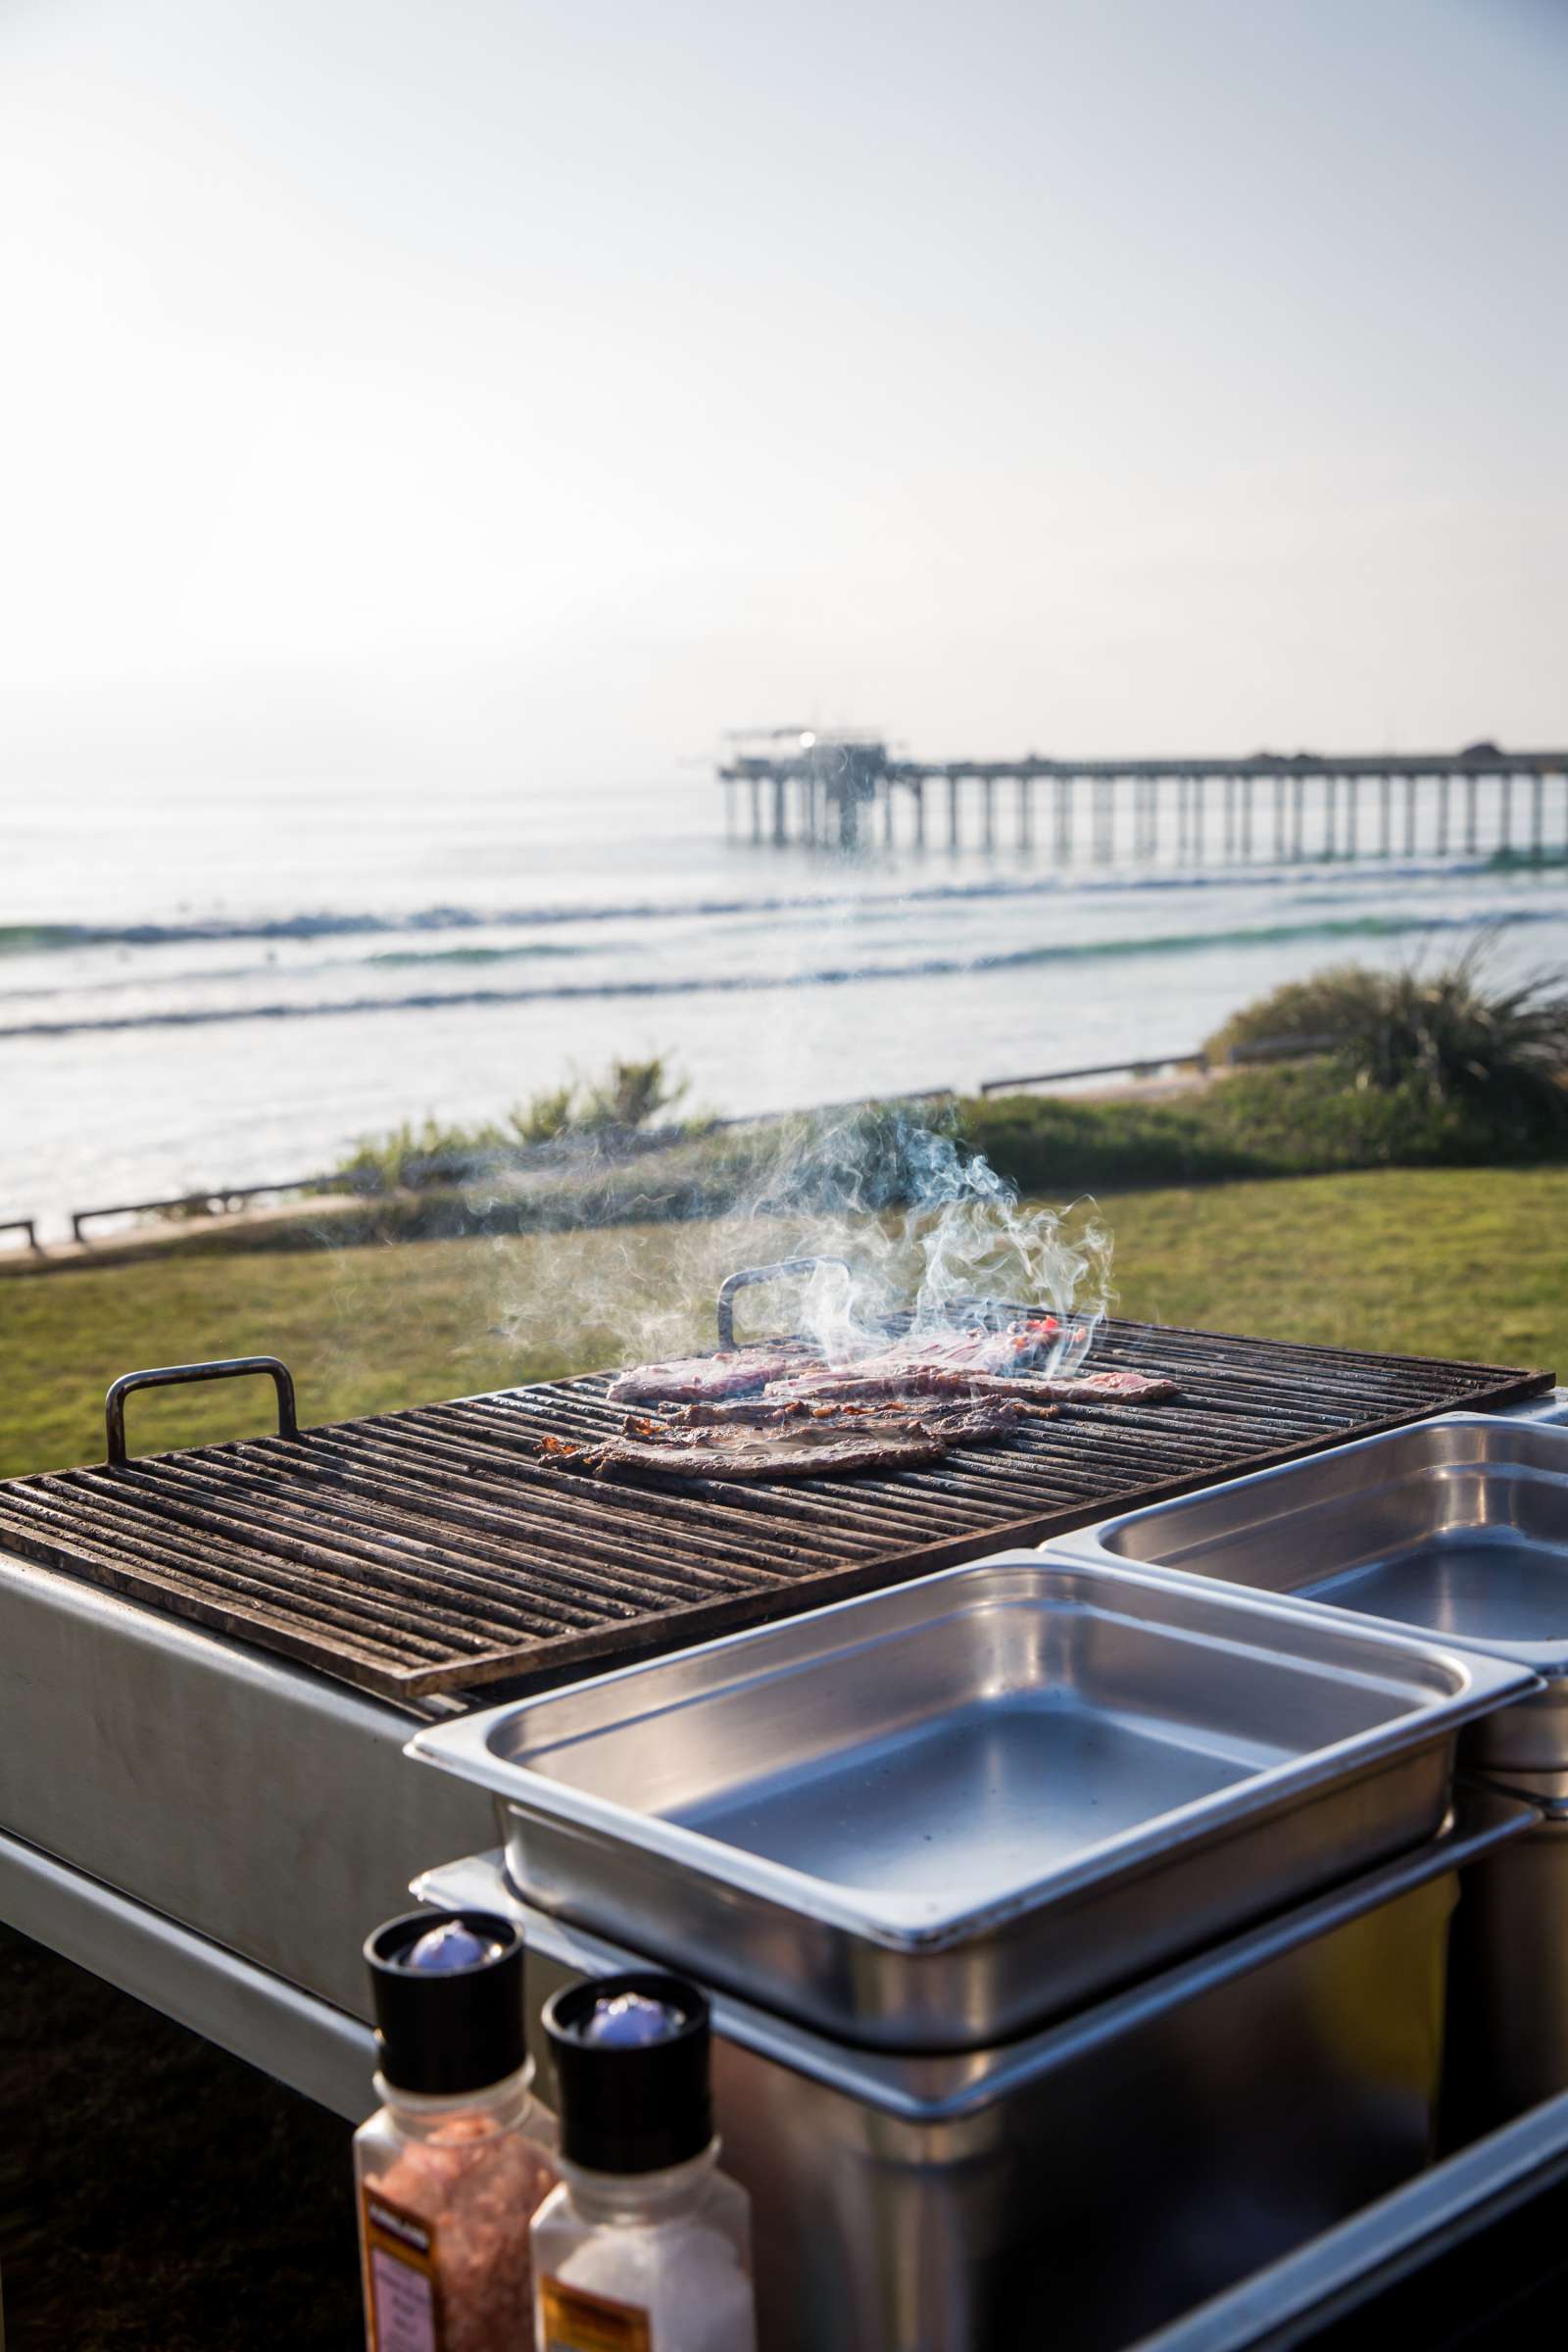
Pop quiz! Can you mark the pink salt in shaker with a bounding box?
[356,1909,558,2352]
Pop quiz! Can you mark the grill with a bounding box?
[0,1276,1548,1703]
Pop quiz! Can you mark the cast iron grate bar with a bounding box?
[0,1317,1548,1700]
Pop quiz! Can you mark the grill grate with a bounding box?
[0,1319,1549,1700]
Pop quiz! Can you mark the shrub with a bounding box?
[330,1056,692,1192]
[962,1057,1543,1198]
[576,1055,688,1134]
[1205,944,1568,1144]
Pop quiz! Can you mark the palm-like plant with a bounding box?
[1348,945,1568,1124]
[1210,941,1568,1137]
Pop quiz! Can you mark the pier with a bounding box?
[718,732,1568,865]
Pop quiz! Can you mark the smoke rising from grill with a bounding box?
[475,1097,1112,1380]
[747,1106,1112,1370]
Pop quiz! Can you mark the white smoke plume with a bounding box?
[734,1102,1113,1372]
[468,1094,1114,1383]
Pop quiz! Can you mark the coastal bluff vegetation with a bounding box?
[6,950,1567,1476]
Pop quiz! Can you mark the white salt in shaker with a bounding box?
[532,1973,758,2352]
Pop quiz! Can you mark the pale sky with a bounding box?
[1,0,1564,786]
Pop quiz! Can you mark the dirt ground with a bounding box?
[0,1924,364,2350]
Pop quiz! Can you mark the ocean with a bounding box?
[5,767,1567,1241]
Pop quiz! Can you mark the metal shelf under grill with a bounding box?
[0,1318,1549,1700]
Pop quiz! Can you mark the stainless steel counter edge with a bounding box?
[414,1788,1531,2118]
[407,1551,1533,1956]
[0,1546,495,2014]
[0,1826,375,2121]
[1505,1387,1568,1422]
[1124,2084,1568,2351]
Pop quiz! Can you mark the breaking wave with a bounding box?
[0,852,1538,960]
[5,905,1560,1042]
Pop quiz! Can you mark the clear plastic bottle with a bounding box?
[356,1909,558,2352]
[532,1973,757,2352]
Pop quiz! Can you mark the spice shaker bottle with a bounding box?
[531,1971,757,2352]
[356,1909,558,2352]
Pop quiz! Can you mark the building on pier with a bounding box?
[716,734,1568,865]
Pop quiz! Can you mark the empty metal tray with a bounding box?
[409,1550,1532,2048]
[1054,1414,1568,1778]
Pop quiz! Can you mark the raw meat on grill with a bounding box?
[606,1346,808,1404]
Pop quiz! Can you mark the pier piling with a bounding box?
[1094,778,1114,861]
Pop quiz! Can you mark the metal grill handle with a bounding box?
[716,1257,853,1349]
[106,1356,299,1467]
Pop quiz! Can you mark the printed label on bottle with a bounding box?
[362,2186,443,2352]
[539,2273,654,2352]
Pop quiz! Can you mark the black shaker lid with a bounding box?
[544,1972,712,2175]
[365,1909,526,2095]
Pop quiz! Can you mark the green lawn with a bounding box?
[3,1165,1563,1478]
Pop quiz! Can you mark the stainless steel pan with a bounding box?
[411,1549,1530,2047]
[1052,1413,1568,1778]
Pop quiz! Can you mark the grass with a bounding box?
[3,1164,1563,1478]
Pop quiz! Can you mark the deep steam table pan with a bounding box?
[409,1549,1531,2049]
[1049,1413,1568,1781]
[417,1791,1531,2352]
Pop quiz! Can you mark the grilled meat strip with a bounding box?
[605,1328,1172,1428]
[767,1364,1176,1407]
[1054,1368,1177,1402]
[606,1346,808,1404]
[592,1420,955,1482]
[675,1394,1058,1431]
[605,1319,1061,1407]
[835,1316,1063,1378]
[563,1395,1049,1482]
